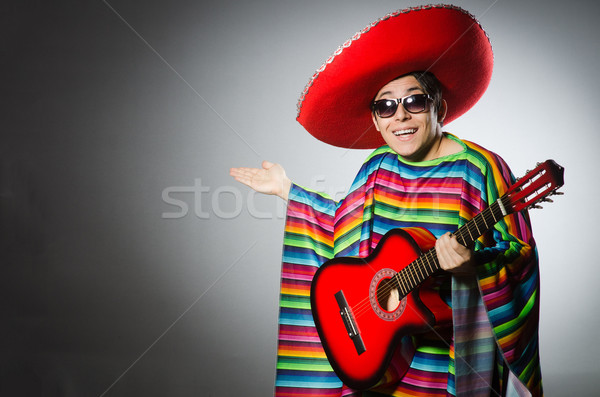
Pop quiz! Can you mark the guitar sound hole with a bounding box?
[376,278,400,312]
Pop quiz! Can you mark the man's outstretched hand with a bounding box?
[230,161,291,201]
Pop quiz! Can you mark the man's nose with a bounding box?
[393,103,411,121]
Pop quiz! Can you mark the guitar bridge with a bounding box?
[335,290,366,355]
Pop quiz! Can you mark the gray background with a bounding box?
[1,0,598,395]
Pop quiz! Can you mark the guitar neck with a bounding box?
[392,196,512,297]
[454,196,511,248]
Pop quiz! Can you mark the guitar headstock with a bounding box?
[506,160,565,213]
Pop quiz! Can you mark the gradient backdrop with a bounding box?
[2,0,598,395]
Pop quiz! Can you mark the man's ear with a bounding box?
[437,99,448,124]
[371,112,380,132]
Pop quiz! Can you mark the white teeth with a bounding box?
[393,129,416,136]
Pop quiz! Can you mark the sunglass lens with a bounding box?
[376,100,397,118]
[404,95,427,113]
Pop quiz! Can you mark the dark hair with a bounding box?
[405,71,443,114]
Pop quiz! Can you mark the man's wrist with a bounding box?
[278,178,292,201]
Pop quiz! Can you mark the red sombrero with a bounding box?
[296,4,493,149]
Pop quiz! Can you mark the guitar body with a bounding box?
[310,228,452,390]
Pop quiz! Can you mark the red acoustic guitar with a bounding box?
[310,160,564,390]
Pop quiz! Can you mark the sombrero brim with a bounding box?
[296,4,493,149]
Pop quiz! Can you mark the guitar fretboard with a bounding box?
[392,196,511,297]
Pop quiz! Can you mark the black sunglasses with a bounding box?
[371,94,432,118]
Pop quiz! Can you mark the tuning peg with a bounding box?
[529,204,543,210]
[550,190,564,196]
[540,197,554,203]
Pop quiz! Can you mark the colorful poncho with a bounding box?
[274,135,542,396]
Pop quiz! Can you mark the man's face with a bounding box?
[371,75,446,162]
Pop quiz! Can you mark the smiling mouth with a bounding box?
[393,128,417,136]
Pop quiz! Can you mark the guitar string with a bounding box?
[347,200,506,319]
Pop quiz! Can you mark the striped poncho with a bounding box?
[274,135,542,396]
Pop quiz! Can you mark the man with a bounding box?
[231,5,542,396]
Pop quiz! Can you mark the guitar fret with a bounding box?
[490,203,499,223]
[430,250,439,273]
[473,215,482,235]
[481,211,489,228]
[410,263,418,283]
[416,265,424,282]
[466,223,474,241]
[490,209,499,224]
[424,251,435,273]
[393,274,405,296]
[406,268,413,290]
[416,259,425,280]
[401,268,412,292]
[408,266,416,286]
[458,232,467,246]
[404,267,412,288]
[397,272,406,295]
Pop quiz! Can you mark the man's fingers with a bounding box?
[437,233,467,271]
[230,167,259,187]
